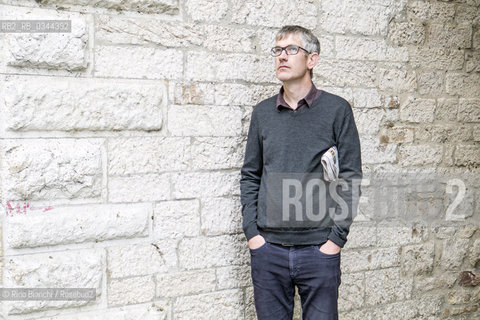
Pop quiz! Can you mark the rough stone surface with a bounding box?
[2,76,166,131]
[0,225,2,285]
[108,137,190,175]
[214,83,278,106]
[108,173,170,202]
[402,242,435,276]
[371,297,442,319]
[185,0,228,22]
[107,241,177,278]
[336,36,408,61]
[200,196,242,235]
[174,289,244,320]
[35,0,179,14]
[417,71,444,96]
[178,235,249,269]
[343,224,377,249]
[415,272,458,292]
[5,19,88,71]
[448,287,480,305]
[108,276,155,306]
[168,105,243,136]
[341,247,401,273]
[156,269,216,297]
[172,171,240,199]
[387,19,425,46]
[216,264,252,289]
[153,200,200,240]
[409,46,464,70]
[95,46,183,80]
[1,0,478,318]
[170,81,215,105]
[465,50,480,73]
[400,97,436,123]
[245,286,257,320]
[96,16,199,47]
[2,139,102,201]
[454,144,480,167]
[232,0,317,29]
[191,137,245,170]
[376,226,428,247]
[361,136,397,164]
[407,0,455,22]
[0,5,89,71]
[33,302,170,320]
[440,238,470,270]
[3,250,102,315]
[458,99,480,122]
[354,108,386,135]
[474,126,480,142]
[314,60,377,87]
[436,98,458,121]
[320,0,406,36]
[415,124,472,143]
[466,238,480,268]
[97,16,255,53]
[338,272,364,311]
[351,88,382,109]
[455,4,480,25]
[365,268,412,306]
[5,203,149,248]
[377,63,416,92]
[185,52,275,83]
[379,125,414,144]
[474,28,480,48]
[427,23,472,48]
[398,144,443,166]
[446,73,480,98]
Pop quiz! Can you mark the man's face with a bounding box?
[274,34,310,83]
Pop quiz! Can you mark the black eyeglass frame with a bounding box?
[270,45,311,57]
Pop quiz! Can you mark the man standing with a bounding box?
[240,25,362,320]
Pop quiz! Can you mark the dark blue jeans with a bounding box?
[249,241,341,320]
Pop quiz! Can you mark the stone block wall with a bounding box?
[0,0,479,319]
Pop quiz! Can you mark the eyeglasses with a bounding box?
[270,45,311,57]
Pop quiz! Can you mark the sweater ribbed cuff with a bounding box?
[327,231,346,248]
[244,223,260,241]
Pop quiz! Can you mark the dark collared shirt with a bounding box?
[276,82,323,112]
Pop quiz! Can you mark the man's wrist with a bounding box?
[327,233,346,248]
[320,239,342,254]
[327,239,341,249]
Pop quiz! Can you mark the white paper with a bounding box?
[321,146,339,181]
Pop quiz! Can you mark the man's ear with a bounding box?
[307,52,319,71]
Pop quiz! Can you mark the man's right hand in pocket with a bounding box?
[248,235,266,250]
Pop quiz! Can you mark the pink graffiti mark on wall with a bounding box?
[5,200,54,217]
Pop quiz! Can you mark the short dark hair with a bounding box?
[275,25,320,78]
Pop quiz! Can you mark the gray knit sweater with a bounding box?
[240,90,362,247]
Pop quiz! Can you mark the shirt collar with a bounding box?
[276,82,319,112]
